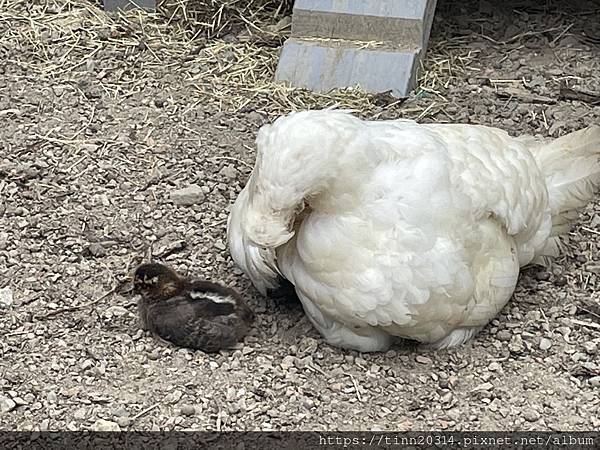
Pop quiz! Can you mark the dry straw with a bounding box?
[0,0,478,119]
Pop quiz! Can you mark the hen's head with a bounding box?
[133,263,183,302]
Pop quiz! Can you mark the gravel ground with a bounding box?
[0,0,599,432]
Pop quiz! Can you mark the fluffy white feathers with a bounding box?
[228,110,600,352]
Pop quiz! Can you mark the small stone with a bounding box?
[92,419,121,431]
[586,264,600,274]
[46,391,58,404]
[148,350,161,361]
[440,392,453,404]
[473,382,494,392]
[39,419,50,431]
[116,417,131,428]
[104,306,130,317]
[509,335,524,353]
[155,239,186,257]
[522,409,540,422]
[488,362,501,372]
[0,287,13,309]
[0,396,16,413]
[553,275,567,287]
[165,390,183,405]
[73,408,87,420]
[330,383,342,392]
[170,185,205,206]
[219,165,238,181]
[497,330,512,342]
[87,243,107,257]
[416,355,432,364]
[583,342,597,355]
[112,408,129,418]
[295,356,313,369]
[81,359,94,370]
[539,337,552,350]
[180,405,196,416]
[535,270,551,281]
[589,376,600,387]
[281,355,295,369]
[241,346,254,355]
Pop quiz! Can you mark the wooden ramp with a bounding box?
[103,0,155,11]
[275,0,438,97]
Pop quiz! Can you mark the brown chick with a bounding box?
[132,263,253,353]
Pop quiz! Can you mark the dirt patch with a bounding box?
[0,0,598,431]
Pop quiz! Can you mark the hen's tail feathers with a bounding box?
[531,125,600,265]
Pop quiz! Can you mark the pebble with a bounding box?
[104,306,130,317]
[92,419,121,431]
[170,184,206,206]
[473,382,494,392]
[281,355,296,369]
[148,350,161,361]
[522,409,540,422]
[535,270,551,281]
[0,287,13,309]
[112,408,129,417]
[416,355,432,364]
[81,359,94,370]
[0,395,16,413]
[589,376,600,387]
[46,391,58,404]
[39,419,50,431]
[509,335,524,353]
[295,356,313,369]
[165,390,183,405]
[219,165,238,181]
[73,408,87,420]
[496,330,512,342]
[180,405,196,416]
[488,362,502,372]
[539,337,552,350]
[583,342,597,355]
[553,275,567,286]
[116,417,131,428]
[87,243,107,257]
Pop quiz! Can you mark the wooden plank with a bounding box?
[103,0,156,11]
[276,39,420,97]
[291,11,424,48]
[275,0,437,97]
[294,0,430,20]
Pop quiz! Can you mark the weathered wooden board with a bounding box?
[103,0,156,11]
[276,0,438,97]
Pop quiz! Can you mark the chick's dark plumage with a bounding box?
[133,263,253,352]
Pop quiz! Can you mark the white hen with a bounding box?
[227,110,600,352]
